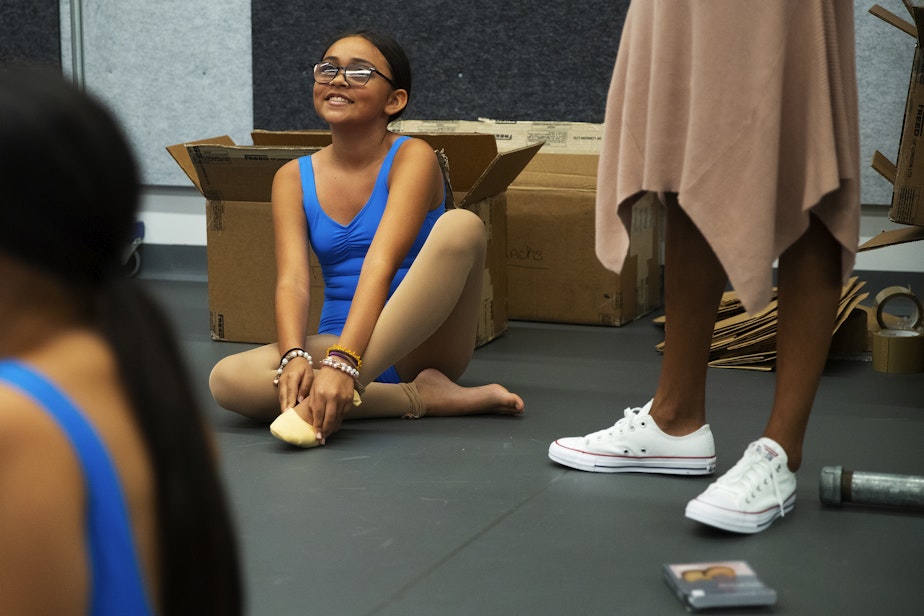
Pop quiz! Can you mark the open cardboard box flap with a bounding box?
[250,129,542,207]
[511,152,599,191]
[165,135,235,193]
[459,141,544,208]
[166,137,320,202]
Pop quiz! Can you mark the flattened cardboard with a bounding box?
[858,224,924,250]
[657,278,871,371]
[871,3,924,226]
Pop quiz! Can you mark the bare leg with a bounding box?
[650,194,728,435]
[762,214,841,471]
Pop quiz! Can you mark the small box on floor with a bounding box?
[662,560,777,611]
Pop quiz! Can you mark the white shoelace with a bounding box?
[588,404,650,440]
[719,444,787,516]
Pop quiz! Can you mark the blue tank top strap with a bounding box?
[379,135,411,185]
[0,360,152,616]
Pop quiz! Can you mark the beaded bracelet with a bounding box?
[326,344,362,369]
[320,356,364,406]
[272,348,313,387]
[327,350,358,369]
[320,355,359,379]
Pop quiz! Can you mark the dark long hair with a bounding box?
[325,28,412,122]
[0,67,242,615]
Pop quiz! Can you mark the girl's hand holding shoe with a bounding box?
[306,365,356,444]
[275,353,313,413]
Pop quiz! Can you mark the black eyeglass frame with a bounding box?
[312,62,398,89]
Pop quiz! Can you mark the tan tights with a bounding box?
[209,208,485,422]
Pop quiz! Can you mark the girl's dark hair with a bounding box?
[0,68,242,615]
[326,28,412,122]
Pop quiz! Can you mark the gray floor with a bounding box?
[143,269,923,616]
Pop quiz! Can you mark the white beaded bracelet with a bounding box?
[273,349,313,387]
[320,355,360,379]
[319,356,364,406]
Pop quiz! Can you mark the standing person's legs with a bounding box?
[548,193,723,475]
[650,193,728,434]
[762,213,842,471]
[685,212,842,533]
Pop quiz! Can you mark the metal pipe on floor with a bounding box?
[819,466,924,509]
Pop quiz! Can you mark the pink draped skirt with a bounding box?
[595,0,861,313]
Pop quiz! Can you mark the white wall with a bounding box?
[64,0,923,272]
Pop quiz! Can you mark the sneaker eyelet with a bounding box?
[640,448,647,454]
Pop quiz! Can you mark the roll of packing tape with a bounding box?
[875,286,923,330]
[872,330,924,374]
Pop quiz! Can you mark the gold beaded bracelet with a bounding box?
[326,344,362,369]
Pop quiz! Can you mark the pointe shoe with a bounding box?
[270,408,320,448]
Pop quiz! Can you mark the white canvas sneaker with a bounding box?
[685,437,797,534]
[548,400,716,475]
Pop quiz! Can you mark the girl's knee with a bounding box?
[436,209,486,251]
[208,357,236,407]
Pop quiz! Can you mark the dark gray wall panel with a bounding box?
[0,1,61,66]
[252,1,630,130]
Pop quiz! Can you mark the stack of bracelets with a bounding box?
[273,344,365,405]
[323,344,366,397]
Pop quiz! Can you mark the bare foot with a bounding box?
[413,368,525,417]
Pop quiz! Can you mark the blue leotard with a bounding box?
[299,136,445,384]
[0,360,152,616]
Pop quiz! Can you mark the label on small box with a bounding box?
[662,560,777,611]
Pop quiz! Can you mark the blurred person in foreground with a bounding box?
[0,68,242,614]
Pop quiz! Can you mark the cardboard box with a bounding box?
[393,119,663,326]
[390,118,603,153]
[167,131,540,346]
[870,3,924,226]
[507,154,662,325]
